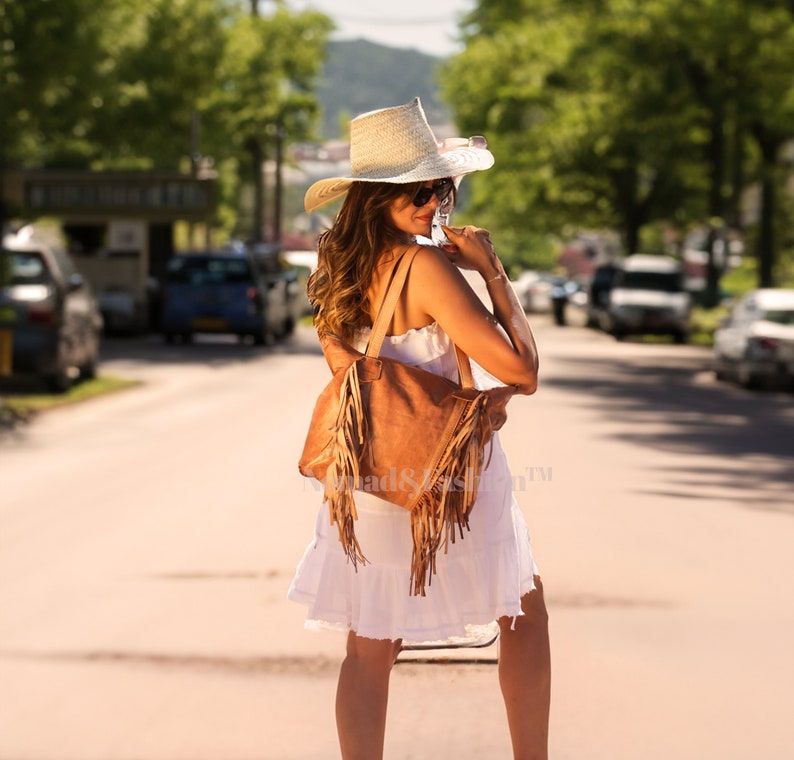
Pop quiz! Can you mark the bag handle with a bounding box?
[366,245,476,389]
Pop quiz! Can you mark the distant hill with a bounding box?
[316,39,452,140]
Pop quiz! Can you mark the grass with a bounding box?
[689,304,730,347]
[0,374,142,426]
[684,257,794,347]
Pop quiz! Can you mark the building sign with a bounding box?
[21,173,215,221]
[108,221,147,252]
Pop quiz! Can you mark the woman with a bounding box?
[289,98,550,760]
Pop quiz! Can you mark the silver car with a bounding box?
[1,239,103,392]
[713,288,794,389]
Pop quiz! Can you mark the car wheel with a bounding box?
[280,316,295,338]
[253,329,274,346]
[80,356,98,381]
[738,364,760,390]
[45,365,72,394]
[673,331,687,344]
[44,341,73,393]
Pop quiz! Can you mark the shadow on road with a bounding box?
[0,649,340,677]
[100,324,324,367]
[544,352,794,515]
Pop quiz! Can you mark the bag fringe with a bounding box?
[409,394,493,596]
[324,360,368,567]
[324,360,495,596]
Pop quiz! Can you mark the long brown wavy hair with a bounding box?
[308,180,445,340]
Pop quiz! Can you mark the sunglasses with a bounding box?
[412,179,455,208]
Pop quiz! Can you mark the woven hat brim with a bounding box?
[304,145,494,213]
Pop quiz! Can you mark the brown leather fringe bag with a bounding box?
[299,246,513,596]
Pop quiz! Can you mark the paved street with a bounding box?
[1,313,793,759]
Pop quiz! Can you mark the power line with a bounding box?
[334,13,457,27]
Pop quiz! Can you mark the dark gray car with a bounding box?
[1,241,103,391]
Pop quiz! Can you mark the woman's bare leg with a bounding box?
[497,576,551,760]
[336,632,402,760]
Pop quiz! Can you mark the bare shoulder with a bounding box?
[409,243,469,289]
[407,243,492,327]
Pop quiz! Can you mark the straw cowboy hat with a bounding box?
[303,97,494,213]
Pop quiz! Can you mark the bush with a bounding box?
[689,304,730,347]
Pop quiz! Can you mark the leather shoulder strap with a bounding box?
[366,245,475,389]
[454,345,475,388]
[366,246,420,358]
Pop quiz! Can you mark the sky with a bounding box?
[293,0,475,58]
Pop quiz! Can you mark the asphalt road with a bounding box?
[1,312,793,760]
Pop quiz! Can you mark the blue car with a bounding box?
[161,251,278,344]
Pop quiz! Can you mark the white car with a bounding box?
[604,255,691,342]
[512,270,561,313]
[713,288,794,389]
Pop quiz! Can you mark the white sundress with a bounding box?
[287,321,539,644]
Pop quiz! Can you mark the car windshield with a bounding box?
[167,256,253,285]
[761,308,794,325]
[0,249,51,286]
[617,271,682,292]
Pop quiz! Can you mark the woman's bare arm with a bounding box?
[409,228,539,394]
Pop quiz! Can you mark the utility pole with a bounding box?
[273,122,284,244]
[248,138,266,243]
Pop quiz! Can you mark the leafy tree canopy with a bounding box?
[1,0,332,237]
[443,0,794,282]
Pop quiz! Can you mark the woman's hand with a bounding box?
[485,385,518,431]
[412,235,539,394]
[441,225,502,279]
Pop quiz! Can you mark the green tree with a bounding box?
[444,0,794,285]
[1,0,117,170]
[738,4,794,286]
[92,0,231,170]
[652,0,794,293]
[2,0,241,172]
[1,0,332,240]
[1,0,120,234]
[443,1,703,266]
[205,5,332,241]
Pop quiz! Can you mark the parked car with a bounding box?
[713,288,794,389]
[513,270,564,313]
[586,262,620,327]
[160,250,284,344]
[248,243,303,336]
[512,270,539,312]
[0,238,103,391]
[283,250,317,318]
[602,255,691,342]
